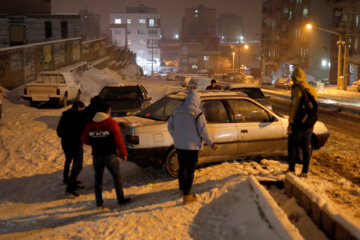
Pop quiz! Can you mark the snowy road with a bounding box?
[0,68,359,239]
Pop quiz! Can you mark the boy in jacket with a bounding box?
[81,103,130,209]
[168,89,217,204]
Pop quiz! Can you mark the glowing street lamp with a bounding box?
[232,52,235,73]
[306,23,346,90]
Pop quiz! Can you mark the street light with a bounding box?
[306,23,346,90]
[238,39,249,73]
[232,52,235,73]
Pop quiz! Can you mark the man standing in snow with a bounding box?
[206,79,221,90]
[287,68,317,177]
[168,89,217,205]
[57,101,86,197]
[81,103,130,209]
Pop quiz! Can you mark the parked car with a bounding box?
[118,90,329,177]
[179,75,192,87]
[226,83,272,110]
[275,78,293,90]
[352,80,360,92]
[98,84,152,117]
[23,71,81,107]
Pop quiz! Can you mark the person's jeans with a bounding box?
[92,154,124,206]
[62,141,83,186]
[177,149,198,195]
[288,128,313,174]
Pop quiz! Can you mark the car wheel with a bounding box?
[30,100,38,108]
[164,148,179,178]
[61,93,68,107]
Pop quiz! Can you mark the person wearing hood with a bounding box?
[168,89,218,204]
[81,102,130,209]
[288,68,317,177]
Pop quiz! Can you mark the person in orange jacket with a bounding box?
[81,102,130,209]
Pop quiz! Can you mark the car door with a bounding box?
[225,99,287,157]
[198,99,239,164]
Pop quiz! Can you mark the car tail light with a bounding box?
[56,89,60,95]
[24,88,27,95]
[126,135,139,145]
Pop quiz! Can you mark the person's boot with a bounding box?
[183,194,197,205]
[118,197,131,205]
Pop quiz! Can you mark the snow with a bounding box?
[1,67,360,239]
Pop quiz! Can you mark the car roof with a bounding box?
[167,90,248,99]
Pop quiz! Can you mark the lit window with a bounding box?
[139,19,146,24]
[204,56,210,61]
[127,19,131,24]
[356,16,359,28]
[195,14,198,18]
[195,9,198,13]
[149,19,155,27]
[115,18,121,24]
[303,8,308,16]
[128,40,132,45]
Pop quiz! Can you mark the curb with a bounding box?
[284,173,360,240]
[247,175,304,240]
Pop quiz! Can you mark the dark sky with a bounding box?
[52,0,262,41]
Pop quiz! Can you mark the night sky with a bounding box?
[52,0,262,41]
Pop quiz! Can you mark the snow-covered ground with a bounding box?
[0,68,360,239]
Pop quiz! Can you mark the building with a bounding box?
[329,0,360,86]
[79,7,101,41]
[0,0,82,48]
[217,14,243,43]
[180,4,220,73]
[261,0,360,86]
[160,38,180,68]
[110,4,161,75]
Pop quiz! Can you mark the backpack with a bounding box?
[293,84,318,130]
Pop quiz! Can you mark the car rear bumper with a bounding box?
[127,147,169,167]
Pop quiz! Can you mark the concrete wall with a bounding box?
[81,38,107,62]
[0,38,82,89]
[0,16,9,48]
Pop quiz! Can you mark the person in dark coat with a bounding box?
[206,79,221,90]
[287,68,317,177]
[57,101,86,197]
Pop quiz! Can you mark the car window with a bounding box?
[99,87,142,101]
[137,97,183,121]
[226,99,271,123]
[201,100,230,123]
[231,88,265,99]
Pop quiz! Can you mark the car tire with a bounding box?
[61,93,68,107]
[30,100,38,108]
[164,148,179,178]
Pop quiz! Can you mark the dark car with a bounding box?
[98,84,152,117]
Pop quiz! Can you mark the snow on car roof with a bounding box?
[167,90,247,99]
[228,83,261,88]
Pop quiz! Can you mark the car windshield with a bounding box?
[137,97,184,121]
[231,88,265,99]
[99,86,142,101]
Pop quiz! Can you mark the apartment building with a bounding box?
[110,5,161,75]
[180,4,220,73]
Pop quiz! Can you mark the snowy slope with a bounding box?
[0,68,359,239]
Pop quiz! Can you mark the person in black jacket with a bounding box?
[57,101,85,197]
[206,79,221,90]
